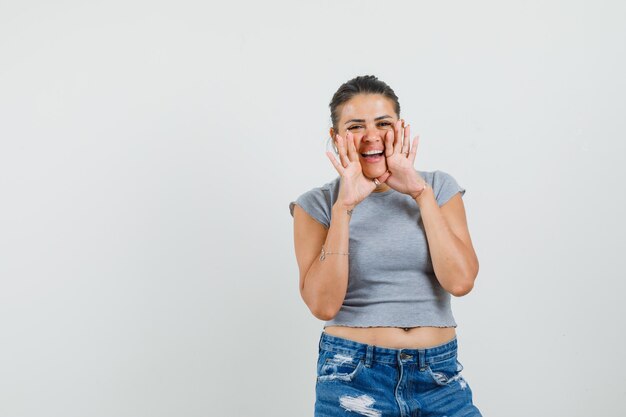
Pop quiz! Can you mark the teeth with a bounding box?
[362,150,383,156]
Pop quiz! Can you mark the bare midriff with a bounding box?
[323,325,457,350]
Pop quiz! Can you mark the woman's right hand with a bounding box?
[326,132,389,210]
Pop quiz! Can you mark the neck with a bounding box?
[372,183,391,193]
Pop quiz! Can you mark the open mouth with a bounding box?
[361,150,384,162]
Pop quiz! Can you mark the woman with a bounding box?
[290,75,482,417]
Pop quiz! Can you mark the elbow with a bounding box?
[450,281,474,297]
[310,303,340,321]
[451,258,479,297]
[449,267,478,297]
[312,310,336,321]
[301,283,343,321]
[437,255,479,297]
[450,274,478,297]
[305,295,340,321]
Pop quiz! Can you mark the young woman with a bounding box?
[290,75,482,417]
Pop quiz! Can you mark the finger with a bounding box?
[384,130,394,157]
[402,124,411,155]
[336,134,350,167]
[393,120,403,154]
[409,135,419,164]
[326,152,345,175]
[347,133,359,162]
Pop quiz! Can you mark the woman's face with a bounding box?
[332,93,399,180]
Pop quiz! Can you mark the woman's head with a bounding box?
[329,75,400,131]
[329,75,401,179]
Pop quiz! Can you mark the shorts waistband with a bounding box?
[318,331,458,367]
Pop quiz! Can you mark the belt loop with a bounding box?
[365,344,374,368]
[418,349,426,370]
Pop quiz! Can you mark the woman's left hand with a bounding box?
[383,120,427,199]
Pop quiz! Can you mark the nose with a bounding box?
[363,126,382,143]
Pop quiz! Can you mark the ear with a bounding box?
[329,127,339,154]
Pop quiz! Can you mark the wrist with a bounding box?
[332,202,355,217]
[413,182,433,206]
[409,179,428,199]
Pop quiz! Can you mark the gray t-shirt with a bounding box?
[289,170,466,328]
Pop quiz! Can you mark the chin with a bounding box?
[364,166,387,180]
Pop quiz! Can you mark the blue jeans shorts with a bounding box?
[315,332,482,417]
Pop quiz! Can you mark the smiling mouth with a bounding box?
[361,150,384,161]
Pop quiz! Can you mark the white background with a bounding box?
[1,1,625,416]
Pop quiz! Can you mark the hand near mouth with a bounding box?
[384,120,428,199]
[326,131,390,210]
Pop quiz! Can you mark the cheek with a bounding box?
[351,134,364,148]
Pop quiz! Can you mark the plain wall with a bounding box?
[1,1,625,416]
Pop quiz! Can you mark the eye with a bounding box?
[378,121,393,128]
[347,125,363,130]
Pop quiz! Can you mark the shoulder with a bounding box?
[289,177,341,228]
[303,176,341,200]
[419,170,466,207]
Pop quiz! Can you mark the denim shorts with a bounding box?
[315,332,482,417]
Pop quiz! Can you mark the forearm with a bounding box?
[301,203,352,319]
[416,187,478,296]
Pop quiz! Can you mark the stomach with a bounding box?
[323,325,456,349]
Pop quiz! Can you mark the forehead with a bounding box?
[338,94,397,122]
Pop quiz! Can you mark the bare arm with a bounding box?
[383,121,479,296]
[415,187,479,296]
[293,131,390,320]
[292,203,353,320]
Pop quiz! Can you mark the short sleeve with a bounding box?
[289,183,335,228]
[431,170,466,207]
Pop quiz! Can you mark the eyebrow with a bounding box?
[344,115,393,125]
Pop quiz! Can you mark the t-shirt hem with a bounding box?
[323,323,458,329]
[437,188,466,207]
[289,201,329,228]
